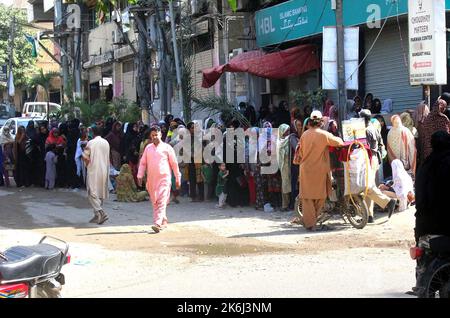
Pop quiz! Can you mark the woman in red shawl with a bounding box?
[45,128,66,147]
[323,99,334,117]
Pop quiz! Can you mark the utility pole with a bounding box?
[335,0,347,136]
[6,16,16,104]
[73,27,82,99]
[61,36,69,103]
[169,0,184,113]
[155,0,168,117]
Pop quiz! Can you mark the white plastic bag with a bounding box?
[264,203,274,213]
[344,147,370,195]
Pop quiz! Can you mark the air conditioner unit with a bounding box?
[230,48,244,59]
[260,78,271,94]
[236,0,249,11]
[191,0,207,16]
[236,0,259,12]
[112,30,123,44]
[111,10,121,22]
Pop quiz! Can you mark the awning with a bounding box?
[202,44,320,88]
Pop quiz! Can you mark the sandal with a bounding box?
[290,217,303,225]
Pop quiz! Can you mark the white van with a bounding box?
[22,102,61,119]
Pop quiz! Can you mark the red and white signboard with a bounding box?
[408,0,447,85]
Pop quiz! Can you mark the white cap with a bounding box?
[310,110,323,120]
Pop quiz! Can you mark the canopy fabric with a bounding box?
[202,44,320,88]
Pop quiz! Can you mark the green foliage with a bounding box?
[110,96,141,123]
[227,0,237,12]
[69,96,141,126]
[73,99,110,126]
[290,88,325,111]
[192,96,250,127]
[0,5,37,88]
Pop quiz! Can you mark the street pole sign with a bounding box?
[0,65,7,82]
[408,0,447,85]
[322,26,359,90]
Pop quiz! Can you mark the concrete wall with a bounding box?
[192,49,215,99]
[87,22,117,56]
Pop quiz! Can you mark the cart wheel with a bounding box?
[294,196,304,226]
[345,195,369,229]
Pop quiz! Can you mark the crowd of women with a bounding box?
[0,94,449,218]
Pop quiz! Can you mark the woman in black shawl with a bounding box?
[13,126,32,187]
[223,120,249,207]
[122,122,140,186]
[415,131,450,242]
[26,121,43,186]
[66,119,81,188]
[37,124,49,187]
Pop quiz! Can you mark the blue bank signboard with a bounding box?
[255,0,450,47]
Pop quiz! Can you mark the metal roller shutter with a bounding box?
[364,22,422,113]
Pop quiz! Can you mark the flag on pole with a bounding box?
[227,0,237,12]
[25,34,38,58]
[8,70,15,97]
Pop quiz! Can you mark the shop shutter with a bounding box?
[364,22,422,113]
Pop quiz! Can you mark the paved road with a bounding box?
[0,187,416,297]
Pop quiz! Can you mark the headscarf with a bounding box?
[246,126,259,164]
[204,117,215,130]
[46,128,65,146]
[258,121,275,154]
[25,121,37,142]
[119,163,132,176]
[327,120,339,137]
[13,126,26,159]
[391,159,414,200]
[0,127,14,145]
[400,112,417,137]
[387,115,416,173]
[301,117,310,136]
[346,99,356,119]
[353,95,363,111]
[420,99,450,160]
[87,126,94,140]
[414,102,430,127]
[364,93,374,109]
[381,99,393,113]
[105,121,122,152]
[277,123,291,194]
[370,118,381,132]
[323,99,334,117]
[329,105,338,122]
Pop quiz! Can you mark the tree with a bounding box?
[29,69,60,119]
[29,69,60,102]
[0,5,36,89]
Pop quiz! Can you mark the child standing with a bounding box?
[215,163,229,208]
[45,144,58,190]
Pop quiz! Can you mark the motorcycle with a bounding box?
[410,235,450,298]
[0,236,70,298]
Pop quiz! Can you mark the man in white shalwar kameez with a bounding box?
[83,126,110,224]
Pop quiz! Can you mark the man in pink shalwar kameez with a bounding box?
[138,126,181,233]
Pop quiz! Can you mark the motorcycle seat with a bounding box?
[0,244,63,282]
[430,236,450,255]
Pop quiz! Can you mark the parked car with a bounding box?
[0,102,16,128]
[22,102,61,119]
[0,117,47,140]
